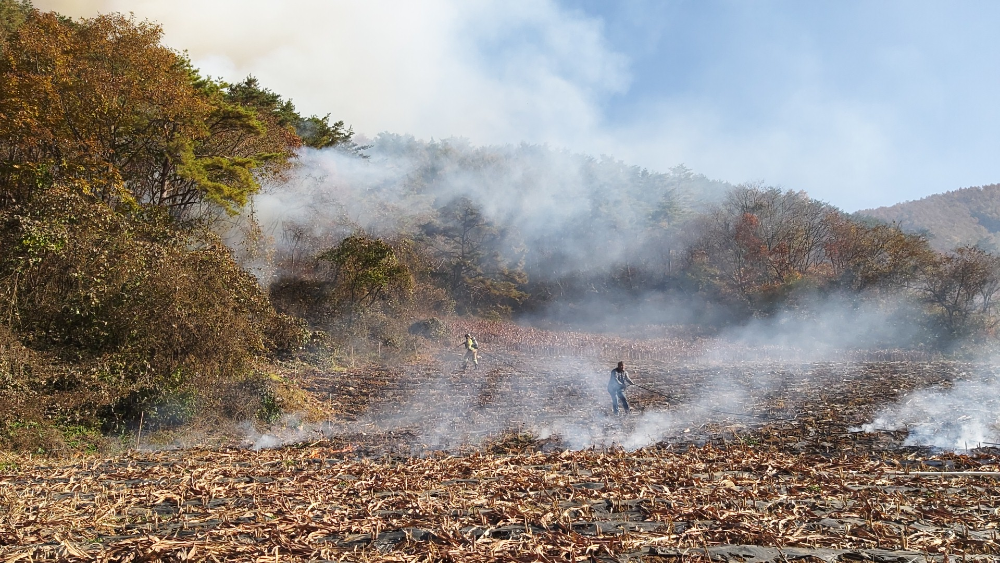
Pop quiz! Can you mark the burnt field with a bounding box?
[3,324,1000,562]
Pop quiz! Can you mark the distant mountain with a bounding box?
[858,184,1000,252]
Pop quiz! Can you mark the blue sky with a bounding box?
[35,0,1000,211]
[564,0,1000,211]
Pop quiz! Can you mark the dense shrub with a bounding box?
[0,188,303,439]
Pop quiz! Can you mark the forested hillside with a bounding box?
[4,1,1000,453]
[259,136,733,324]
[860,184,1000,252]
[0,2,352,451]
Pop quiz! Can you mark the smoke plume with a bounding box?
[859,370,1000,451]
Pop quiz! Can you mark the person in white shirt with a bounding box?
[607,361,634,415]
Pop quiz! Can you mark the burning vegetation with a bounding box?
[5,1,1000,448]
[3,3,1000,561]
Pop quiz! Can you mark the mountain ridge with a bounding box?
[858,183,1000,252]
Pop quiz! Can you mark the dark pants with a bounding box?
[610,388,630,414]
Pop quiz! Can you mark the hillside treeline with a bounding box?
[0,3,358,450]
[264,136,732,326]
[688,187,1000,339]
[264,140,1000,349]
[3,2,1000,452]
[861,183,1000,252]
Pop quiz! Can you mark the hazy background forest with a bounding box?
[3,1,1000,452]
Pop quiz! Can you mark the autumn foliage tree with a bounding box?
[690,185,835,306]
[823,214,933,292]
[0,10,336,221]
[0,6,365,445]
[918,246,1000,338]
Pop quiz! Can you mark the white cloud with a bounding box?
[30,1,1000,211]
[34,0,628,150]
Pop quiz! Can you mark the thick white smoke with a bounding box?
[710,294,929,362]
[860,372,1000,451]
[34,0,629,157]
[247,138,730,288]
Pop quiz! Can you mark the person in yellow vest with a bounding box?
[462,333,479,370]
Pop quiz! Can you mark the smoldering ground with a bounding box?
[241,294,942,454]
[723,299,1000,454]
[238,349,908,454]
[859,368,1000,451]
[243,353,764,453]
[234,138,983,455]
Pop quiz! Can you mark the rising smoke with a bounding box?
[240,136,980,453]
[24,1,1000,456]
[241,352,851,453]
[859,369,1000,451]
[249,134,730,286]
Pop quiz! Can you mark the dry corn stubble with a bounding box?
[2,445,998,561]
[2,322,999,562]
